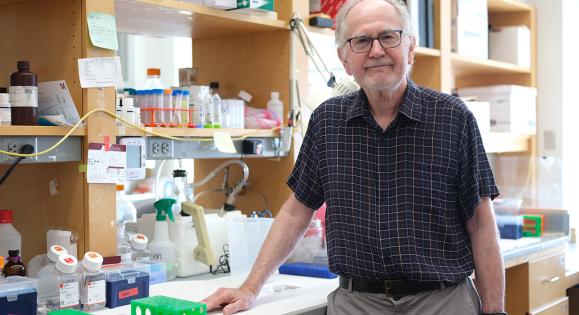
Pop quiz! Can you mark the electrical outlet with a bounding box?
[152,141,162,154]
[161,141,170,154]
[7,143,20,154]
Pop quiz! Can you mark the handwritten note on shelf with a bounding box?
[87,12,119,51]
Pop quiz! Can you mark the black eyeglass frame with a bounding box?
[345,30,404,53]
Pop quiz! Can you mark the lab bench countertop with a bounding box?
[93,273,339,315]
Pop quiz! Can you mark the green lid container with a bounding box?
[48,310,90,315]
[131,295,207,315]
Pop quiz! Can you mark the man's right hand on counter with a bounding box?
[202,284,259,315]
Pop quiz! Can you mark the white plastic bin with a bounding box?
[227,218,274,275]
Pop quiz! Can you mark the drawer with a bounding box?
[529,296,568,315]
[529,252,566,310]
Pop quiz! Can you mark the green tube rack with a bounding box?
[47,310,90,315]
[131,295,207,315]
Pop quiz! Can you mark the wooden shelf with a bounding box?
[484,133,531,153]
[488,0,533,14]
[415,46,440,58]
[0,126,86,136]
[115,0,288,38]
[451,53,531,77]
[117,126,279,138]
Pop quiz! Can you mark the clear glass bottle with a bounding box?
[80,252,106,311]
[209,82,222,128]
[171,169,189,216]
[116,184,137,263]
[131,234,152,263]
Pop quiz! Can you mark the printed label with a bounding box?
[9,86,38,108]
[87,279,106,305]
[118,287,139,299]
[0,108,10,125]
[59,281,80,308]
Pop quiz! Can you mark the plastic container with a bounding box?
[28,245,68,279]
[209,83,222,128]
[37,254,82,313]
[102,265,149,308]
[163,89,173,126]
[80,252,106,311]
[181,90,190,127]
[0,276,38,315]
[152,89,164,126]
[47,229,78,259]
[278,262,337,279]
[116,184,137,262]
[9,60,38,125]
[0,209,22,258]
[172,90,183,126]
[227,218,274,275]
[149,199,177,281]
[0,256,4,279]
[0,91,11,126]
[130,234,152,264]
[287,219,324,263]
[144,68,164,90]
[3,249,26,277]
[131,295,206,315]
[267,91,283,126]
[170,169,189,216]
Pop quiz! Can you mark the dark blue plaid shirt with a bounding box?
[288,79,499,283]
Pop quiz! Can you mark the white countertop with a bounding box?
[94,273,339,315]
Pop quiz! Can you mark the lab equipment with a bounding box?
[0,276,38,314]
[278,262,337,279]
[79,252,106,312]
[227,217,273,275]
[0,209,21,258]
[267,91,283,126]
[131,295,207,315]
[496,215,524,239]
[148,199,177,281]
[119,137,147,181]
[28,245,68,279]
[130,234,152,263]
[47,229,78,259]
[103,264,149,308]
[116,184,137,262]
[209,83,222,128]
[9,60,38,125]
[37,254,82,313]
[3,249,26,277]
[523,214,544,237]
[144,68,164,90]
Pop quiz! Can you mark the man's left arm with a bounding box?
[466,196,505,313]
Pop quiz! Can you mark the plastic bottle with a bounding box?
[170,169,189,216]
[148,198,177,280]
[9,61,38,125]
[203,89,214,128]
[0,209,22,258]
[152,89,164,126]
[37,254,81,312]
[131,234,153,263]
[3,249,26,277]
[172,90,183,126]
[267,91,283,126]
[0,256,4,279]
[0,88,11,126]
[144,68,164,90]
[181,90,190,127]
[163,89,173,126]
[80,252,106,311]
[28,244,68,279]
[116,185,137,263]
[209,82,222,128]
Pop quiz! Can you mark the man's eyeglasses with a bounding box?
[345,30,404,53]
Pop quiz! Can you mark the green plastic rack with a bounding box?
[131,295,207,315]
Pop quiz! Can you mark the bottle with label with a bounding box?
[0,88,10,126]
[37,254,81,312]
[267,91,283,126]
[80,252,106,311]
[9,61,38,125]
[28,244,68,279]
[0,209,22,258]
[209,82,222,128]
[144,68,164,90]
[3,249,26,277]
[131,234,152,263]
[148,199,177,280]
[116,184,137,263]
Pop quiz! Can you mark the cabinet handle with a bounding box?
[543,276,560,283]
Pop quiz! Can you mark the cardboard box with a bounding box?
[490,26,531,68]
[236,0,274,11]
[457,85,537,134]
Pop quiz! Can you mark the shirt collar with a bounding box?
[346,79,425,123]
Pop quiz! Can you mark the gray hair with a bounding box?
[335,0,413,48]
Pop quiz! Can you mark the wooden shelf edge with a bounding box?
[415,46,440,57]
[117,126,279,138]
[451,53,531,74]
[0,126,86,136]
[488,0,533,14]
[484,133,531,153]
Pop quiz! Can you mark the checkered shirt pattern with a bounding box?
[287,79,499,283]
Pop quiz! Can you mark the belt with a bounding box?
[339,276,454,297]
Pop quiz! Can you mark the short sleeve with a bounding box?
[457,110,500,221]
[287,113,324,210]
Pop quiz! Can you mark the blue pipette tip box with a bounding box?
[278,262,337,279]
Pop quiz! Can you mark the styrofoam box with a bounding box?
[452,0,489,60]
[457,85,537,135]
[490,26,531,68]
[463,100,491,139]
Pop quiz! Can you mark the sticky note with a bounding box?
[213,131,237,154]
[87,12,119,51]
[78,164,87,173]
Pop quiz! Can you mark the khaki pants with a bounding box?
[326,278,481,315]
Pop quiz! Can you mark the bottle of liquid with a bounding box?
[9,61,38,125]
[28,244,68,279]
[209,82,222,128]
[116,184,137,261]
[131,234,153,263]
[0,88,11,126]
[181,90,190,127]
[148,198,177,280]
[80,252,106,311]
[0,209,22,258]
[267,91,283,126]
[171,169,189,217]
[144,68,164,89]
[203,89,214,128]
[3,249,26,277]
[37,254,82,312]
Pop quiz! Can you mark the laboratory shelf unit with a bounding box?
[0,126,86,136]
[117,126,279,138]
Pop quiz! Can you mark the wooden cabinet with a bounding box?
[529,252,567,310]
[529,297,569,315]
[0,0,295,259]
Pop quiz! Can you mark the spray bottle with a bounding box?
[148,198,177,280]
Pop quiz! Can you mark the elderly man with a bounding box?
[203,0,506,314]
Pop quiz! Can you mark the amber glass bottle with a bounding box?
[9,61,38,125]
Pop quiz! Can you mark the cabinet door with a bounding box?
[528,252,566,310]
[529,297,569,315]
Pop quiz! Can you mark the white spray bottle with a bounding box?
[148,198,177,280]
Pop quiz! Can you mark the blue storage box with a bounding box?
[102,265,149,308]
[0,276,38,315]
[279,262,337,279]
[496,215,524,239]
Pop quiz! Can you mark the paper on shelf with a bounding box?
[77,56,123,88]
[87,143,126,184]
[213,131,237,153]
[38,80,80,124]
